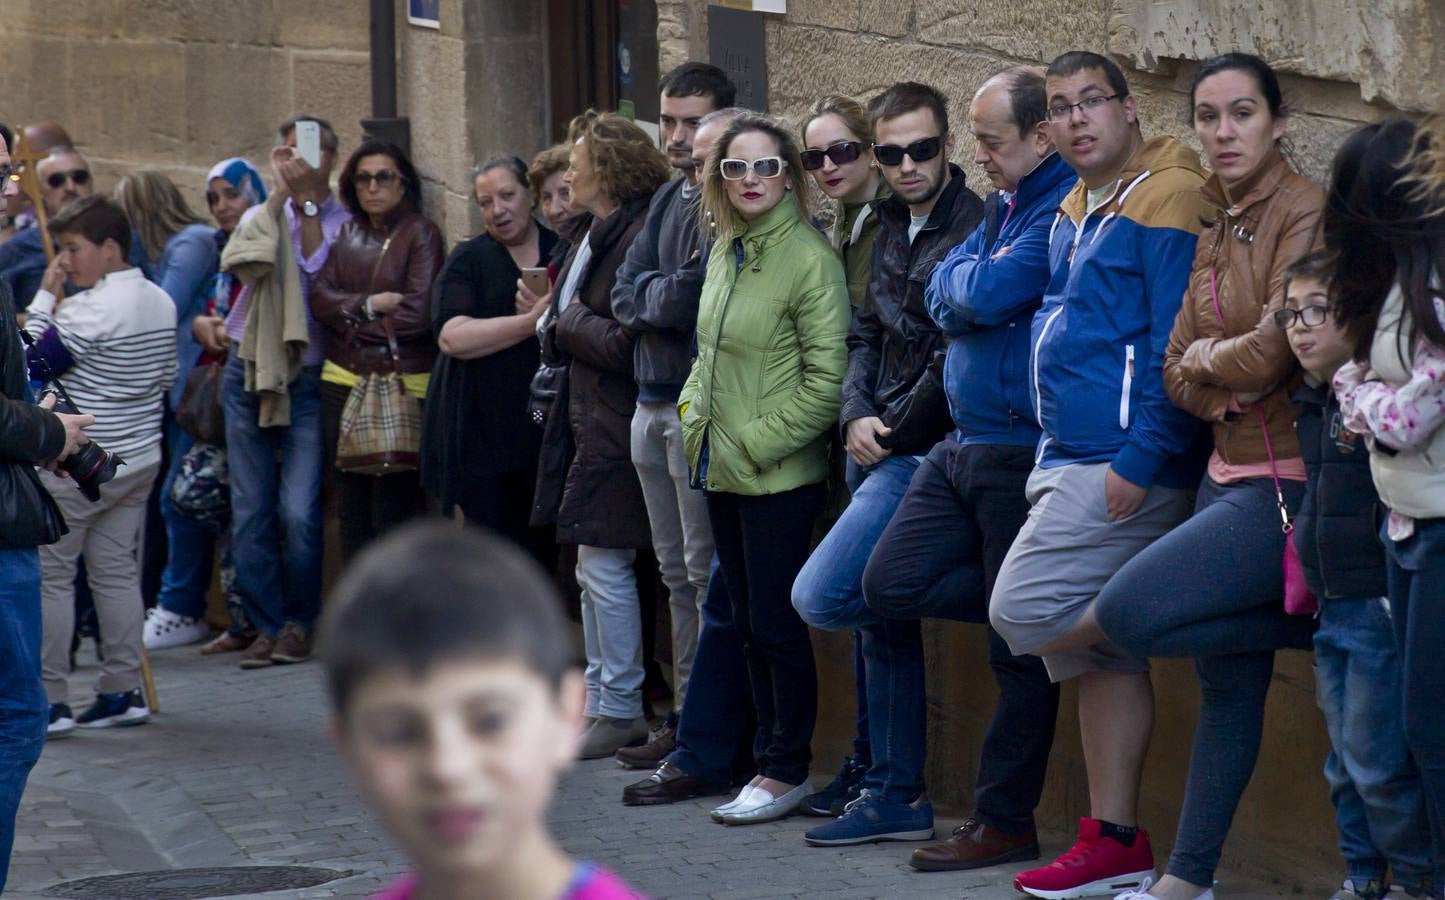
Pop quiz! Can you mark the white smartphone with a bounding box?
[295,120,322,169]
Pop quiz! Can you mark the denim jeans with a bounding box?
[859,439,1057,827]
[1096,476,1315,887]
[576,545,643,720]
[668,556,757,784]
[156,423,216,620]
[222,357,325,637]
[1384,516,1445,885]
[793,455,921,631]
[0,548,48,893]
[707,484,824,786]
[1315,597,1434,891]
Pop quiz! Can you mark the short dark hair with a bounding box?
[1046,51,1131,100]
[275,114,340,152]
[321,522,575,717]
[1002,67,1048,136]
[337,139,424,218]
[869,81,949,135]
[1189,52,1286,119]
[1281,250,1333,298]
[658,61,737,109]
[0,122,12,154]
[49,195,131,257]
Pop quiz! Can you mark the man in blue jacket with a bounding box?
[988,52,1208,898]
[836,67,1069,870]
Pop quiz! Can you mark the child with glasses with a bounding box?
[1281,252,1434,900]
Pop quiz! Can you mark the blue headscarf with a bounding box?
[206,157,268,206]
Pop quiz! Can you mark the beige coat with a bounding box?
[221,205,308,427]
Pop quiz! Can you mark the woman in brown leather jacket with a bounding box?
[1089,54,1324,899]
[312,139,445,562]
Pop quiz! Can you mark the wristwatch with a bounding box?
[300,198,319,218]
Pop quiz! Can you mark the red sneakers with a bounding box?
[1014,817,1155,899]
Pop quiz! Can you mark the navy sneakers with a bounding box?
[75,690,150,729]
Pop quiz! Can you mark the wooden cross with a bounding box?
[11,130,57,263]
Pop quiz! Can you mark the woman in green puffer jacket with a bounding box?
[679,112,850,825]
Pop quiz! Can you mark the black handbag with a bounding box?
[176,358,227,446]
[0,462,67,549]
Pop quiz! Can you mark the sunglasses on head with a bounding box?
[353,170,401,188]
[46,169,91,189]
[871,137,943,167]
[720,157,785,181]
[799,141,863,171]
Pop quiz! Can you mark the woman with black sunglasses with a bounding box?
[680,113,851,825]
[801,96,888,311]
[312,139,445,562]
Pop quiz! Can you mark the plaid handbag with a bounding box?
[335,316,421,474]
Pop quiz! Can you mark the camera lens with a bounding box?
[60,443,124,502]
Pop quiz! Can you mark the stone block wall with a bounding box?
[657,0,1444,889]
[0,0,371,228]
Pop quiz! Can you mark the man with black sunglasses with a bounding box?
[792,81,984,847]
[0,146,149,311]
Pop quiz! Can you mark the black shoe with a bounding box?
[75,690,149,728]
[622,762,729,806]
[47,704,75,739]
[799,754,868,817]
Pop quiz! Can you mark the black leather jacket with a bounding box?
[1,281,67,546]
[840,165,983,455]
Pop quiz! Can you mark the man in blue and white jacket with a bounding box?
[987,52,1209,897]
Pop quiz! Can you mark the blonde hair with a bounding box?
[566,110,671,207]
[526,144,570,200]
[1401,115,1445,218]
[112,170,206,262]
[700,113,812,238]
[801,95,872,147]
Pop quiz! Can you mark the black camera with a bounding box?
[45,393,125,501]
[18,329,125,502]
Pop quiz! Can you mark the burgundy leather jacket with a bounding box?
[311,205,445,376]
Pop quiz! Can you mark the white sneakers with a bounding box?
[1114,878,1215,900]
[142,607,210,650]
[714,782,812,825]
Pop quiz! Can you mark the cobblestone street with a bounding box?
[7,644,1294,899]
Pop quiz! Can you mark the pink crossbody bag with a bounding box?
[1210,269,1319,616]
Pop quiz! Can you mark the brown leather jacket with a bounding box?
[1164,147,1323,465]
[312,206,446,376]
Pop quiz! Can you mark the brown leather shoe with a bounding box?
[271,623,313,665]
[238,635,276,669]
[201,632,256,656]
[909,817,1040,871]
[616,718,677,769]
[622,762,730,806]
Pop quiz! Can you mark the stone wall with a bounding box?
[655,0,1444,889]
[0,0,371,228]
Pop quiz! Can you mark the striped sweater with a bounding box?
[25,267,177,465]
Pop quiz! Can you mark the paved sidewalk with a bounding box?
[8,644,1293,899]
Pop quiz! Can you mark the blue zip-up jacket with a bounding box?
[927,152,1075,448]
[1032,136,1209,489]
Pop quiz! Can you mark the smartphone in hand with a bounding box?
[295,120,322,168]
[521,267,550,298]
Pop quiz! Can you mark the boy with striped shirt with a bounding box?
[25,195,176,736]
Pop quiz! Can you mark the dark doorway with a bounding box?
[544,0,659,143]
